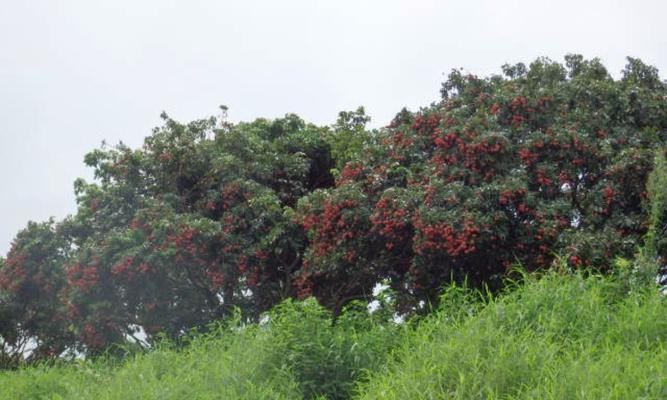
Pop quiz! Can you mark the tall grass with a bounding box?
[0,322,301,400]
[1,243,667,400]
[356,271,667,399]
[0,298,403,400]
[266,299,404,400]
[1,270,664,399]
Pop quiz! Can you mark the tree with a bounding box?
[298,55,667,312]
[327,107,374,171]
[58,113,336,352]
[1,55,664,357]
[0,221,74,364]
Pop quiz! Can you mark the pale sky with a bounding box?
[1,0,666,255]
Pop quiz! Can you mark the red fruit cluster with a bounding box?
[82,324,104,349]
[371,197,410,250]
[90,199,99,213]
[222,181,247,209]
[414,217,480,258]
[165,227,203,260]
[431,130,507,181]
[303,199,359,257]
[207,270,226,289]
[111,256,135,276]
[391,130,415,149]
[518,148,539,165]
[157,151,173,161]
[432,131,461,150]
[0,251,28,294]
[411,114,441,133]
[536,169,553,186]
[498,188,528,206]
[67,262,99,291]
[339,163,364,183]
[602,186,615,205]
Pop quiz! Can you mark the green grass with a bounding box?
[356,272,667,399]
[0,323,300,400]
[0,272,665,399]
[0,298,401,400]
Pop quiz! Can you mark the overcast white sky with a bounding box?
[1,0,665,255]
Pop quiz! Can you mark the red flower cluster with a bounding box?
[111,256,135,276]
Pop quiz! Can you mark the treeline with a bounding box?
[1,55,666,364]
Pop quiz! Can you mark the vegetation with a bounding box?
[0,269,664,399]
[357,271,666,399]
[0,54,665,398]
[297,55,667,313]
[0,296,404,400]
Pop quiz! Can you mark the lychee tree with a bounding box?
[1,55,665,357]
[298,55,666,312]
[58,112,337,352]
[0,221,74,363]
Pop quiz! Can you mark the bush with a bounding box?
[267,298,403,400]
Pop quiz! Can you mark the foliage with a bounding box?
[356,271,667,399]
[328,107,374,170]
[0,296,403,400]
[645,148,667,265]
[1,55,665,357]
[266,298,403,400]
[297,55,667,311]
[612,147,667,290]
[0,112,338,356]
[0,267,665,399]
[0,324,301,400]
[66,114,336,353]
[0,221,74,366]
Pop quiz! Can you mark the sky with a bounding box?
[1,0,666,255]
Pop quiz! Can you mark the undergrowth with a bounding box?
[357,270,666,399]
[1,268,664,399]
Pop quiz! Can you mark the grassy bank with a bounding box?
[1,271,665,399]
[357,272,666,399]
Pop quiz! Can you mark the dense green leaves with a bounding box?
[0,55,665,359]
[298,55,667,311]
[0,221,73,366]
[1,112,339,357]
[0,296,404,400]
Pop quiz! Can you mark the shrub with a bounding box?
[266,298,403,400]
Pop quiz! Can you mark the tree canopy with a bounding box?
[297,55,667,312]
[1,55,665,363]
